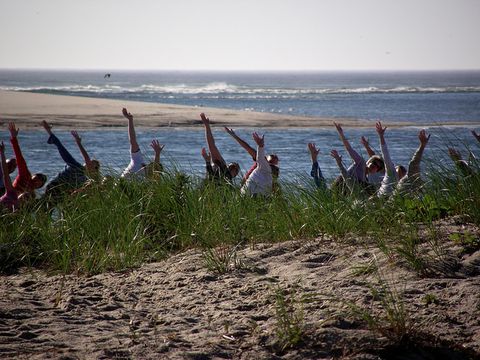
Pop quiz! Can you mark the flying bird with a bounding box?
[104,73,111,79]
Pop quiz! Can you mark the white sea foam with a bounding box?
[2,83,480,96]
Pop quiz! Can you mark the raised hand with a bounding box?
[308,142,320,162]
[330,149,342,162]
[122,108,133,121]
[375,121,387,137]
[201,147,211,162]
[150,139,164,154]
[71,130,81,143]
[360,136,369,147]
[8,122,19,138]
[333,122,344,137]
[418,129,430,146]
[41,120,53,135]
[252,132,264,147]
[200,113,210,125]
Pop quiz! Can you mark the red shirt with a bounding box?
[11,137,35,193]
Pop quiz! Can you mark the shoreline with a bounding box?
[2,90,479,130]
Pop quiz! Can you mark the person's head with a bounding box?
[267,154,279,166]
[366,155,384,174]
[85,160,100,177]
[32,173,47,189]
[228,162,240,178]
[6,158,17,174]
[396,165,407,179]
[270,164,280,179]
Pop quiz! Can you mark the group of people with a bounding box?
[1,108,479,213]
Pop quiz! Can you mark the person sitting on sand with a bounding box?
[332,122,383,195]
[224,126,279,187]
[200,113,239,183]
[121,108,165,179]
[0,141,18,212]
[0,156,16,197]
[8,122,47,201]
[395,129,430,195]
[241,132,273,196]
[307,142,326,190]
[41,120,100,199]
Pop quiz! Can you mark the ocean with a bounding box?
[0,70,479,184]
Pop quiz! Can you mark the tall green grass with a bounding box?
[1,161,479,275]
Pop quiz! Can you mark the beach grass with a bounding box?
[0,161,479,276]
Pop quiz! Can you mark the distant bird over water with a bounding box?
[104,73,111,79]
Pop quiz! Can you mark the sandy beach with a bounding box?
[0,89,437,130]
[0,217,479,359]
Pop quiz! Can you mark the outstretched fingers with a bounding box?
[71,130,81,142]
[252,132,264,147]
[375,121,387,136]
[122,108,133,120]
[8,122,19,138]
[418,129,430,145]
[150,139,165,153]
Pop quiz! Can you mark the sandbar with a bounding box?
[1,90,478,130]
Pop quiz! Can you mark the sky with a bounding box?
[0,0,479,71]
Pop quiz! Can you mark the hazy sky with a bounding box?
[1,0,479,70]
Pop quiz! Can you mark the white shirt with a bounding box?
[121,150,146,179]
[241,146,272,196]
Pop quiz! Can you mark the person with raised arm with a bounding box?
[8,122,47,200]
[224,126,279,185]
[241,132,273,196]
[0,141,19,212]
[396,129,430,195]
[333,122,382,195]
[447,147,474,177]
[42,120,100,198]
[308,142,326,190]
[120,108,165,179]
[121,107,146,179]
[360,135,384,187]
[200,113,239,182]
[374,121,400,197]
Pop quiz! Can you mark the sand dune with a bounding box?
[0,217,478,359]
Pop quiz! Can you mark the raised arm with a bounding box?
[330,149,349,180]
[8,122,30,179]
[0,142,14,193]
[252,132,269,171]
[334,122,363,164]
[150,139,164,165]
[375,122,395,178]
[71,131,92,164]
[361,136,376,157]
[122,108,140,153]
[407,129,430,179]
[200,113,226,166]
[224,127,256,160]
[308,142,325,189]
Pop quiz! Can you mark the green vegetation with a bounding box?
[1,163,479,276]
